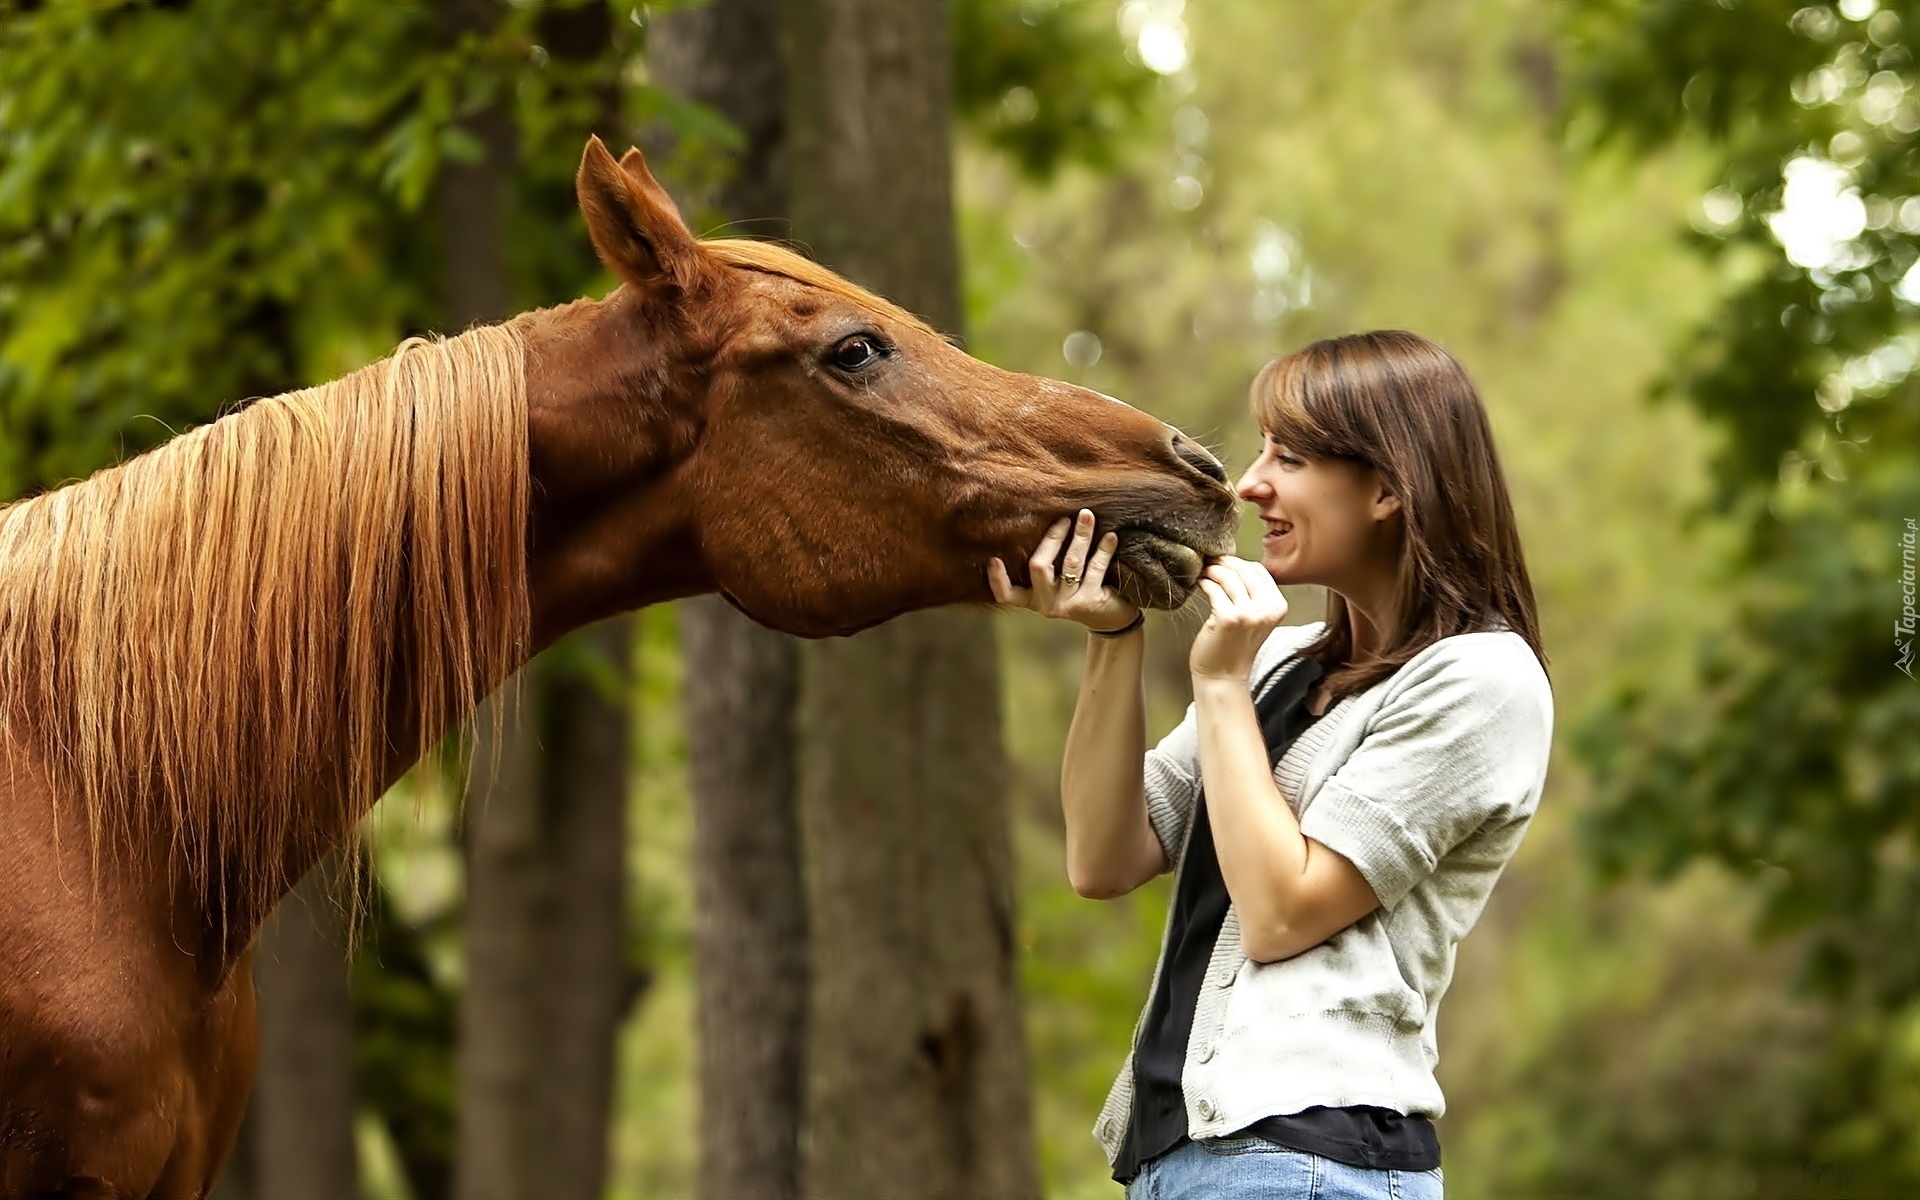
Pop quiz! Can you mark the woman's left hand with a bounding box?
[1190,556,1290,682]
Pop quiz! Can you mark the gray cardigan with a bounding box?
[1093,619,1554,1164]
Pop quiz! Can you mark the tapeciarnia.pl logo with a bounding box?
[1899,517,1917,679]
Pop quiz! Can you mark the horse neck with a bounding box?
[99,295,709,964]
[518,293,718,647]
[0,324,544,965]
[227,298,715,952]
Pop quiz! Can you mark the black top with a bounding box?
[1111,655,1440,1183]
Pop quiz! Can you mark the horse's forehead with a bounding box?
[722,271,847,330]
[718,269,943,347]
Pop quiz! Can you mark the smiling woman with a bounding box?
[991,329,1552,1200]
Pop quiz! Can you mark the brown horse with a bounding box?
[0,137,1234,1198]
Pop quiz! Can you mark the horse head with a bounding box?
[522,138,1238,641]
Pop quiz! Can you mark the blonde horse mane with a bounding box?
[0,323,530,922]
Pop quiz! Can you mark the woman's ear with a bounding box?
[1368,471,1403,522]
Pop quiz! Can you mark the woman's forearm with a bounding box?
[1191,677,1311,941]
[1190,675,1383,961]
[1059,627,1164,898]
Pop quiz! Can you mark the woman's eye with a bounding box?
[1262,437,1299,465]
[828,335,885,372]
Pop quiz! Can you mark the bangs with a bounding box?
[1248,350,1364,461]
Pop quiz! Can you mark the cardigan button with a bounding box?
[1196,1097,1218,1122]
[1213,966,1236,988]
[1196,1041,1215,1063]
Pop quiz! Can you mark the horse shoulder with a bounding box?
[0,742,244,1199]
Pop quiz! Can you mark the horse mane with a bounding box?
[0,323,530,923]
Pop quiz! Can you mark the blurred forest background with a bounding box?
[3,0,1918,1197]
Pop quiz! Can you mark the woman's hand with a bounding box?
[988,509,1143,634]
[1190,556,1290,682]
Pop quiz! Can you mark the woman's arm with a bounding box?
[1191,675,1379,961]
[1190,558,1379,962]
[1059,625,1166,898]
[989,509,1166,900]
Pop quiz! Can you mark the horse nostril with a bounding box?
[1172,434,1229,485]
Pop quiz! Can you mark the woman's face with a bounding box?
[1235,434,1401,589]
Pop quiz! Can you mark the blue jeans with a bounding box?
[1124,1137,1445,1200]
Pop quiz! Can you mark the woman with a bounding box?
[989,330,1552,1199]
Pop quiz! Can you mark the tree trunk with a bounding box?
[253,867,361,1200]
[523,6,634,1195]
[454,678,543,1199]
[787,3,1041,1195]
[451,10,632,1191]
[351,873,458,1200]
[447,0,543,1190]
[682,602,808,1200]
[459,641,633,1200]
[680,598,809,1200]
[534,618,635,1197]
[649,6,809,1199]
[649,0,790,233]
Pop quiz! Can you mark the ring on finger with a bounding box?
[1062,570,1082,586]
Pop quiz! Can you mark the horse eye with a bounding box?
[828,334,885,372]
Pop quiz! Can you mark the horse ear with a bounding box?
[575,136,705,293]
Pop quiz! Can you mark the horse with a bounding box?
[0,136,1236,1198]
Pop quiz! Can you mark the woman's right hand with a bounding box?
[987,508,1143,634]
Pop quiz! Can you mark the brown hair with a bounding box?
[1250,329,1545,699]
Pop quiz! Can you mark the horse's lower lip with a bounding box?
[1109,529,1211,609]
[1123,529,1202,570]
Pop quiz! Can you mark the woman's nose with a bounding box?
[1235,467,1266,501]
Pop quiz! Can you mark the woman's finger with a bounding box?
[1082,531,1119,593]
[1206,562,1252,609]
[1058,509,1096,588]
[1028,515,1072,598]
[987,557,1030,607]
[1230,554,1272,588]
[1198,577,1229,616]
[1231,557,1282,605]
[1027,516,1072,606]
[1244,561,1292,622]
[1236,556,1272,594]
[1030,516,1072,573]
